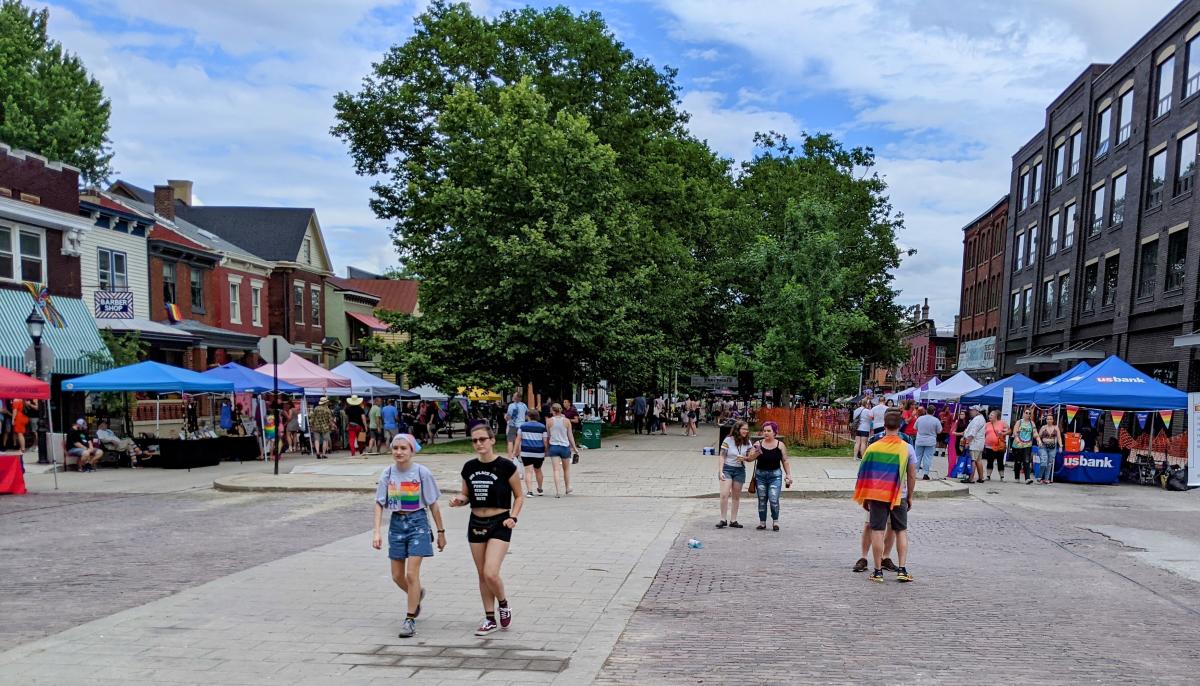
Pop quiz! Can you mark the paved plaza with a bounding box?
[3,432,1200,684]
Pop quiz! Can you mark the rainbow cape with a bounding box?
[854,435,909,507]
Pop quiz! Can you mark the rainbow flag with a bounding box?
[854,435,909,507]
[1159,409,1173,429]
[388,480,422,512]
[23,282,66,328]
[1110,410,1125,429]
[1065,405,1079,424]
[165,303,183,323]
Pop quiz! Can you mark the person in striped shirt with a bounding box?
[510,409,550,497]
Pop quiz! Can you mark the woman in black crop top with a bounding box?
[742,421,792,531]
[449,423,524,636]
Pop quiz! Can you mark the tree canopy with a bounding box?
[0,0,112,182]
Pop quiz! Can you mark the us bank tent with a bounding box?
[1014,362,1091,406]
[1047,356,1187,410]
[961,373,1037,407]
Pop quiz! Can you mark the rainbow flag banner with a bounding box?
[1065,405,1079,424]
[854,435,909,507]
[165,303,183,323]
[1159,409,1173,429]
[1110,410,1125,429]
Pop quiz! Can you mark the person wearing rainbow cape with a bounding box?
[372,433,447,638]
[853,409,917,583]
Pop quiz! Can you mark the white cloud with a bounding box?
[684,47,720,61]
[658,0,1179,325]
[680,90,802,163]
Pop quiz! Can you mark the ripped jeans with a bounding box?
[755,468,783,523]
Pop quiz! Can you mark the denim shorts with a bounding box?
[722,464,746,483]
[388,509,434,560]
[548,444,571,459]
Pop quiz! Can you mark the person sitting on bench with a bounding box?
[68,418,104,472]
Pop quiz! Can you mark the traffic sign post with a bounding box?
[257,336,291,475]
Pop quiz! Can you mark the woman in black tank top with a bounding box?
[743,421,792,531]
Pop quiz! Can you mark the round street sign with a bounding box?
[257,335,292,365]
[24,343,55,377]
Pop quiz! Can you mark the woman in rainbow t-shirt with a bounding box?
[372,433,446,639]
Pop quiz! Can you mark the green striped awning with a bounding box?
[0,288,109,376]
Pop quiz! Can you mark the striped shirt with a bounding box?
[518,421,548,459]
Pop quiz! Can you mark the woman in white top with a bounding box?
[715,421,756,528]
[546,404,579,495]
[852,398,873,460]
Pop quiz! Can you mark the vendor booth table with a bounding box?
[136,436,259,469]
[0,453,26,494]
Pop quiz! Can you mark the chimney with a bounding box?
[167,179,193,206]
[921,298,930,321]
[154,185,175,221]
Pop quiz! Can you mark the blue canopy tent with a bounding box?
[202,362,302,394]
[1049,356,1187,410]
[960,373,1037,407]
[62,361,234,394]
[1015,362,1091,405]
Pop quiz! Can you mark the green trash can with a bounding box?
[581,420,602,450]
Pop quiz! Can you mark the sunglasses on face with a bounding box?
[471,436,490,444]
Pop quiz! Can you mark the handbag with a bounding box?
[748,473,757,493]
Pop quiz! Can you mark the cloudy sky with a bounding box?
[44,0,1180,325]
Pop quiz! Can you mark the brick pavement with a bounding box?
[597,494,1200,685]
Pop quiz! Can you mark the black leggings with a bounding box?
[984,448,1005,475]
[1010,447,1033,480]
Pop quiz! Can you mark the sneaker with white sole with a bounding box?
[498,604,512,629]
[398,618,416,638]
[475,618,499,636]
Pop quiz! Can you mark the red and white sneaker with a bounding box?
[474,618,499,636]
[498,604,512,629]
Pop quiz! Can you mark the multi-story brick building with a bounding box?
[957,196,1008,383]
[1001,0,1200,390]
[897,300,956,389]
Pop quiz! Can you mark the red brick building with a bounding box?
[898,300,957,388]
[956,195,1008,383]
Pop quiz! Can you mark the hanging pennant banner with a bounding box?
[1136,412,1149,430]
[1065,405,1079,424]
[1110,410,1125,429]
[1088,409,1102,427]
[1159,409,1173,429]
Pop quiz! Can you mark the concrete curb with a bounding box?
[690,482,969,500]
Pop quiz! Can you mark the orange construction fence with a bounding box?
[756,406,853,448]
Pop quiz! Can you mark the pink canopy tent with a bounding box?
[256,356,351,390]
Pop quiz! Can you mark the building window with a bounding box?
[1138,240,1158,298]
[1069,130,1083,177]
[1102,254,1120,308]
[1175,131,1196,196]
[1010,292,1021,329]
[1028,225,1038,267]
[229,282,242,324]
[303,238,312,265]
[1057,273,1071,318]
[1042,280,1054,323]
[1022,286,1032,326]
[162,262,177,305]
[1031,160,1043,204]
[190,269,204,311]
[1090,184,1106,236]
[1188,36,1200,99]
[935,346,946,370]
[991,274,1000,308]
[97,248,128,290]
[1157,55,1175,118]
[251,284,262,326]
[1018,171,1030,211]
[1166,229,1187,291]
[1063,203,1076,249]
[310,285,321,327]
[1052,142,1066,187]
[0,226,46,283]
[1047,212,1060,256]
[1083,263,1098,312]
[1148,149,1167,207]
[1110,173,1126,226]
[1014,232,1025,271]
[1117,89,1134,145]
[293,281,304,324]
[1095,106,1111,158]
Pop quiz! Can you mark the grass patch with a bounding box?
[787,445,853,458]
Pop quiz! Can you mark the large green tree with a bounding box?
[0,0,112,182]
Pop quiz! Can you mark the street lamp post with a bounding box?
[26,308,49,464]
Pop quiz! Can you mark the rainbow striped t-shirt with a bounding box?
[376,464,440,512]
[853,435,913,507]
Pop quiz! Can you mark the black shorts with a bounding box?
[522,456,545,470]
[855,430,869,437]
[468,512,513,544]
[867,500,908,532]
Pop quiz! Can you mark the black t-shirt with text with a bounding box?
[461,457,517,509]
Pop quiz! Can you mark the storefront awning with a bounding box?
[169,319,260,351]
[0,288,109,375]
[346,311,389,332]
[1051,339,1106,361]
[97,318,197,346]
[1014,345,1059,365]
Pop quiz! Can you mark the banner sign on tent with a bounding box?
[1056,452,1120,484]
[1159,409,1174,429]
[1110,410,1125,429]
[1188,394,1200,487]
[1088,409,1102,427]
[1136,412,1149,430]
[1065,405,1079,424]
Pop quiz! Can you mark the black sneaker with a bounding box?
[852,558,868,573]
[896,567,914,582]
[881,557,898,572]
[869,569,884,582]
[715,520,727,528]
[921,474,931,481]
[729,521,743,528]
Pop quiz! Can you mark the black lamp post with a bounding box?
[26,307,49,464]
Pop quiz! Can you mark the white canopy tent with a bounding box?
[922,370,982,401]
[409,384,450,401]
[326,362,413,398]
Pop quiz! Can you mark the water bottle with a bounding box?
[687,538,703,549]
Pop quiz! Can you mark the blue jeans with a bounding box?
[388,509,434,560]
[1040,448,1057,481]
[914,444,936,477]
[756,469,782,522]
